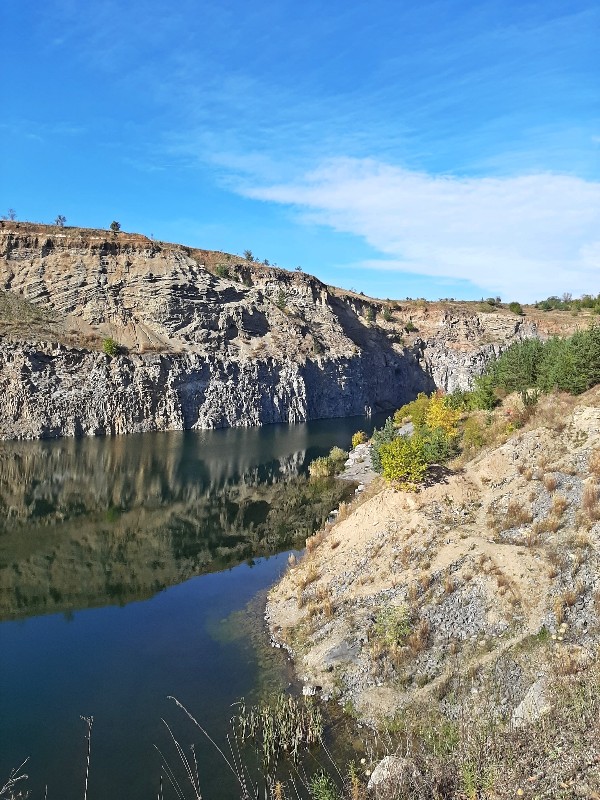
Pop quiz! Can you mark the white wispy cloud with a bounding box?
[234,158,599,301]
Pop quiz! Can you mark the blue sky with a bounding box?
[1,0,598,301]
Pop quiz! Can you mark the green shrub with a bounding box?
[462,416,486,450]
[275,289,286,310]
[508,301,524,315]
[309,772,341,800]
[446,388,481,411]
[351,430,367,448]
[534,292,600,312]
[370,417,396,472]
[365,306,375,322]
[374,604,411,647]
[382,306,393,322]
[379,434,428,485]
[471,375,499,409]
[102,337,119,357]
[422,426,455,463]
[393,392,430,428]
[482,326,600,396]
[328,446,348,467]
[214,264,230,278]
[404,320,418,333]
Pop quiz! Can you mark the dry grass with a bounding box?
[399,546,412,568]
[305,594,335,620]
[533,514,562,534]
[419,572,431,592]
[305,531,324,554]
[581,481,600,520]
[525,529,540,547]
[305,601,319,619]
[572,531,592,549]
[547,547,561,566]
[532,394,574,432]
[537,454,550,471]
[443,574,455,594]
[553,650,583,676]
[588,447,600,479]
[407,619,430,653]
[551,494,569,516]
[298,564,320,591]
[553,596,565,624]
[504,500,533,529]
[496,573,510,590]
[562,589,577,608]
[543,474,558,492]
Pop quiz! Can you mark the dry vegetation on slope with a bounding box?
[267,390,600,798]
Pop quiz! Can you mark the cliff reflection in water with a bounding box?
[0,425,355,621]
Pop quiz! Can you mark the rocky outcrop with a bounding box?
[418,311,539,392]
[0,341,434,439]
[0,222,540,440]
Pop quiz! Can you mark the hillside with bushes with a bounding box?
[268,350,600,798]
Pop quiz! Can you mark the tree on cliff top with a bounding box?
[110,221,121,233]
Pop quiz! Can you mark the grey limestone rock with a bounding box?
[0,224,540,440]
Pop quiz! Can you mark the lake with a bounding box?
[0,415,385,799]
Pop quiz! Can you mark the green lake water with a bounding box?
[0,415,385,799]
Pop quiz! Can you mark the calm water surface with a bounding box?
[0,415,385,799]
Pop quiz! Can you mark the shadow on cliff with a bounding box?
[325,294,436,412]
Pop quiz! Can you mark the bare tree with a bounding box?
[55,214,66,227]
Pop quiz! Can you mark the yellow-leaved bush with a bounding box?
[424,392,461,436]
[393,392,429,428]
[351,430,368,448]
[379,434,428,486]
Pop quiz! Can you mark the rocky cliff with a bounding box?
[0,222,540,440]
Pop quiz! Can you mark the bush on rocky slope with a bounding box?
[484,324,600,396]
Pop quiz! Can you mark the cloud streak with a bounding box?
[236,158,600,301]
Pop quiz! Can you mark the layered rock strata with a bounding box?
[0,223,538,439]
